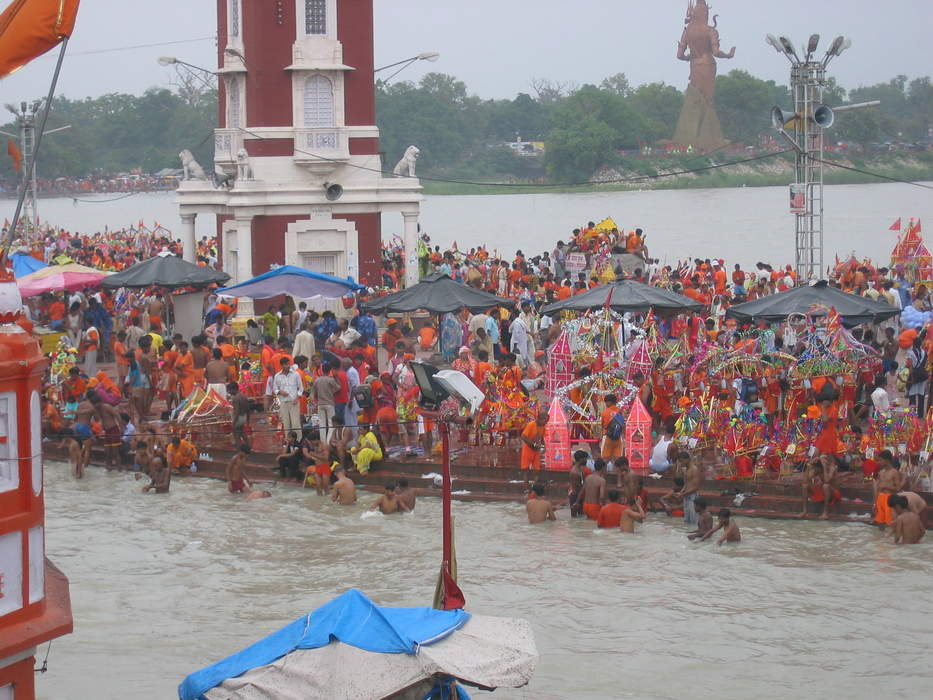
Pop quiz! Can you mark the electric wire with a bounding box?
[236,125,793,188]
[814,157,933,191]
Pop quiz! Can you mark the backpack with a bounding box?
[739,377,758,403]
[606,411,625,441]
[352,384,373,409]
[815,378,839,403]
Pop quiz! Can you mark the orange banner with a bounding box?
[6,138,21,172]
[0,0,80,79]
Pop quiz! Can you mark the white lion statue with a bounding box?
[392,145,420,177]
[179,149,208,180]
[236,148,253,181]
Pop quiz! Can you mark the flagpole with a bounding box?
[2,36,70,260]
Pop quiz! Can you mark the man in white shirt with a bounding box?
[341,357,360,434]
[273,357,303,434]
[870,377,890,415]
[293,322,314,361]
[509,315,531,367]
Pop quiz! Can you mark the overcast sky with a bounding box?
[1,0,931,102]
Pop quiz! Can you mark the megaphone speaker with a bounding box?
[771,106,798,130]
[323,182,343,201]
[813,104,835,128]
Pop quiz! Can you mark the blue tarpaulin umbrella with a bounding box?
[178,589,537,700]
[11,253,47,278]
[216,265,364,300]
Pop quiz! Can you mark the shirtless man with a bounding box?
[801,454,840,520]
[94,395,123,470]
[614,456,639,502]
[226,444,252,494]
[687,498,714,540]
[331,466,357,505]
[527,483,556,523]
[619,496,646,534]
[205,348,230,397]
[699,508,741,545]
[147,293,165,332]
[143,456,171,493]
[228,382,250,446]
[370,482,410,514]
[660,477,685,515]
[72,395,96,478]
[897,490,929,529]
[568,450,587,517]
[246,489,273,501]
[63,435,82,479]
[575,459,607,521]
[134,440,152,475]
[874,450,905,531]
[395,477,417,512]
[674,452,702,526]
[891,495,925,544]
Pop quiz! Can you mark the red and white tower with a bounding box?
[0,272,72,700]
[178,0,423,310]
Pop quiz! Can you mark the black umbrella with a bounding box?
[101,254,230,290]
[360,273,515,314]
[725,280,900,325]
[541,279,703,315]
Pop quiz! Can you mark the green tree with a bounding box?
[628,82,683,143]
[715,70,791,145]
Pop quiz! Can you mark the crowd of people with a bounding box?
[29,219,930,542]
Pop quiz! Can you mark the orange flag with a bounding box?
[6,138,21,172]
[0,0,80,79]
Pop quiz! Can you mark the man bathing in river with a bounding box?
[597,489,626,528]
[568,450,587,517]
[891,495,925,544]
[72,395,97,478]
[874,450,905,530]
[897,490,929,529]
[527,483,556,523]
[226,444,253,494]
[619,496,646,534]
[395,478,416,512]
[687,498,714,540]
[575,458,607,520]
[699,508,741,545]
[673,452,701,525]
[143,456,171,493]
[331,466,357,504]
[370,482,410,514]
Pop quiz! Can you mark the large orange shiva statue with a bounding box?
[673,0,735,150]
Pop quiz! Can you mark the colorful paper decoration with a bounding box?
[625,339,653,383]
[626,396,652,471]
[544,398,572,471]
[545,330,572,401]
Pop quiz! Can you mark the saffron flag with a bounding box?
[6,138,21,172]
[0,0,80,79]
[889,217,901,232]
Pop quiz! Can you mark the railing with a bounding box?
[214,128,244,165]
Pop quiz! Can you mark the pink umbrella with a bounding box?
[17,263,111,297]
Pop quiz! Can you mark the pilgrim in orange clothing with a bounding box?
[519,411,548,470]
[600,395,623,459]
[174,344,196,397]
[166,436,197,471]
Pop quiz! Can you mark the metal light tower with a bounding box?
[766,34,876,280]
[1,101,71,243]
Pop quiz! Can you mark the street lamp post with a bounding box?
[766,34,877,280]
[375,51,439,84]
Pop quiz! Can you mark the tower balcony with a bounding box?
[214,128,245,167]
[293,127,350,175]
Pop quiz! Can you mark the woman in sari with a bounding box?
[351,424,384,475]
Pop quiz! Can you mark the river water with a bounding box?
[37,462,932,700]
[4,181,931,270]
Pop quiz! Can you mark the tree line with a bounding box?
[0,69,929,187]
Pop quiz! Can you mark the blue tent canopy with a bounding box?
[11,253,47,278]
[178,589,470,700]
[216,265,364,300]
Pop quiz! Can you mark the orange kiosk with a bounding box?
[0,270,72,699]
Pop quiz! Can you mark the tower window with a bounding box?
[305,0,326,35]
[303,75,334,127]
[228,77,241,129]
[229,0,240,37]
